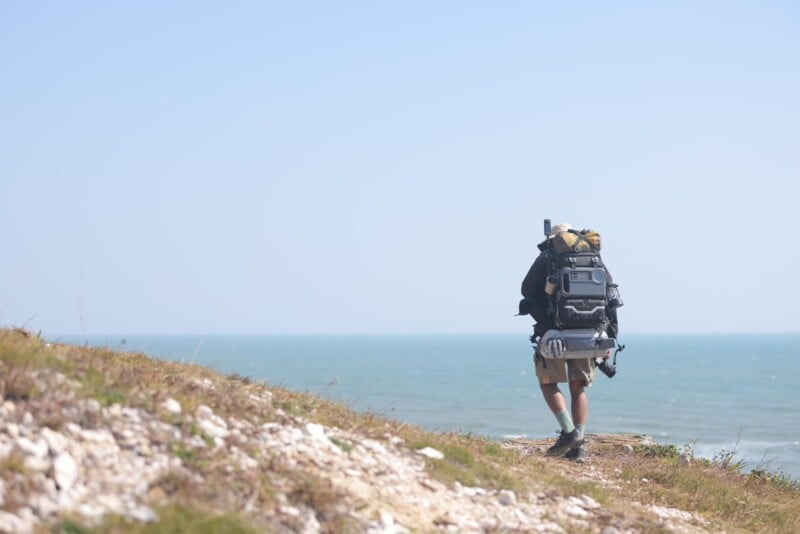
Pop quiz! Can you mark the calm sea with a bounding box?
[56,333,800,479]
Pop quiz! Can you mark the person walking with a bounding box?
[519,222,620,462]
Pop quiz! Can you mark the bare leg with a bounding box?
[540,383,567,415]
[569,380,588,427]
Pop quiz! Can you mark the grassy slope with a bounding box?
[1,328,798,533]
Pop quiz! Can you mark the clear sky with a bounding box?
[1,2,798,335]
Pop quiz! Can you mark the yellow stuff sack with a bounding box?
[552,229,601,254]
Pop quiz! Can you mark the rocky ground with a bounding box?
[2,330,795,533]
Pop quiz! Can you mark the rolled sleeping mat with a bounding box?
[540,328,615,359]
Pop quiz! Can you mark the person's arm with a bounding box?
[521,254,553,336]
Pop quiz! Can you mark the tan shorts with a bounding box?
[535,350,595,386]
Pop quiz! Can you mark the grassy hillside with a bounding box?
[0,328,798,533]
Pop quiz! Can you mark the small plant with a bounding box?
[170,442,197,463]
[79,367,127,406]
[0,447,27,474]
[680,439,696,460]
[0,366,37,401]
[329,437,353,453]
[712,447,745,473]
[100,505,259,533]
[749,468,800,492]
[636,443,679,458]
[57,517,91,533]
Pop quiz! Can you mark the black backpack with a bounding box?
[544,225,622,331]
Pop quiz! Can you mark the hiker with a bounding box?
[519,221,621,462]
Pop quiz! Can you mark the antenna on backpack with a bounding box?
[543,219,551,237]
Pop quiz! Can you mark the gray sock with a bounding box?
[575,424,585,440]
[555,410,575,433]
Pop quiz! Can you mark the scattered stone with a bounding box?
[41,428,68,455]
[576,495,601,509]
[248,391,273,405]
[679,453,691,466]
[0,400,15,417]
[17,436,48,458]
[196,406,230,439]
[498,489,517,506]
[304,422,326,440]
[53,452,78,491]
[415,446,444,460]
[161,398,182,415]
[379,510,394,528]
[601,526,621,534]
[562,502,589,518]
[24,455,51,472]
[5,422,20,439]
[128,506,157,523]
[0,510,29,534]
[623,445,634,453]
[193,378,214,390]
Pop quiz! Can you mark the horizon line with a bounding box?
[45,330,800,337]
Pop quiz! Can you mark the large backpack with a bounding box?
[546,229,615,331]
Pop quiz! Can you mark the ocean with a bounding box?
[56,333,800,480]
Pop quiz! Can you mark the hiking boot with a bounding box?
[545,429,584,456]
[565,446,586,463]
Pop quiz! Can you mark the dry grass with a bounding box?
[530,435,800,533]
[617,444,800,532]
[2,327,799,533]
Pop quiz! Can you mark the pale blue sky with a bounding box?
[1,1,798,335]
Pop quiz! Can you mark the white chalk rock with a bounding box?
[0,511,28,534]
[304,422,326,440]
[5,422,19,439]
[80,428,115,444]
[161,397,182,415]
[196,404,214,417]
[416,447,444,460]
[498,489,517,506]
[379,510,395,528]
[23,456,51,472]
[196,405,229,439]
[0,401,15,417]
[53,452,78,492]
[199,419,230,439]
[41,428,68,455]
[563,502,589,518]
[128,505,157,523]
[17,436,49,458]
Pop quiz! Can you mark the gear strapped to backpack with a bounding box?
[533,219,624,361]
[547,228,611,330]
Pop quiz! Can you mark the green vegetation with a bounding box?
[90,506,260,534]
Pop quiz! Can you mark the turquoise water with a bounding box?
[57,333,800,479]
